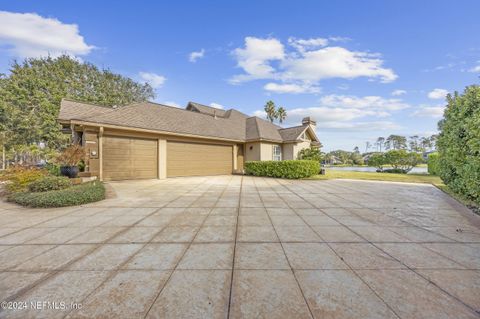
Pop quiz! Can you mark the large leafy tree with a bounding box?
[437,85,480,203]
[0,55,154,154]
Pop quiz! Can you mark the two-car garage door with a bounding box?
[102,136,232,180]
[167,141,232,177]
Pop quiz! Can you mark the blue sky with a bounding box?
[1,0,479,151]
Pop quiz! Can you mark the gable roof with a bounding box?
[279,125,308,142]
[59,99,319,144]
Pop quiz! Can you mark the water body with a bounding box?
[326,166,428,174]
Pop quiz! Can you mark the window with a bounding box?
[273,145,282,161]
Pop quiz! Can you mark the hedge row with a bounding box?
[436,85,480,204]
[245,160,319,179]
[9,181,105,208]
[427,153,440,175]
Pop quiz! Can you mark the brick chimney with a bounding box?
[302,117,316,128]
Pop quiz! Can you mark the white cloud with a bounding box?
[428,88,449,100]
[230,36,397,92]
[230,37,285,83]
[281,46,397,83]
[252,94,406,132]
[392,89,407,96]
[264,82,321,94]
[288,37,328,52]
[139,72,166,89]
[319,94,410,111]
[163,101,181,108]
[468,63,480,73]
[0,11,94,58]
[210,102,224,109]
[412,105,445,118]
[189,49,205,62]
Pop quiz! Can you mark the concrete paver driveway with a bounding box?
[0,176,479,319]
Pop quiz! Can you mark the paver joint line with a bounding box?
[1,176,479,319]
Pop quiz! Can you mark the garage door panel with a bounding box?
[103,136,157,181]
[167,141,232,177]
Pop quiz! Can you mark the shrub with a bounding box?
[56,144,86,166]
[245,160,320,179]
[45,163,61,176]
[367,153,387,171]
[437,85,480,204]
[28,176,72,192]
[0,166,47,193]
[427,153,440,175]
[9,181,105,208]
[384,150,422,173]
[297,147,323,162]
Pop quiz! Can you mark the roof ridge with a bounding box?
[278,124,308,131]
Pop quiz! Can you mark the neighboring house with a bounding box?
[58,99,320,181]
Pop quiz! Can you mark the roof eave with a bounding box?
[67,119,245,143]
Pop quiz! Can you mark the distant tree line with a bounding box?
[367,134,437,153]
[324,133,437,166]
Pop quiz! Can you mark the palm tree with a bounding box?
[264,100,276,123]
[277,107,287,124]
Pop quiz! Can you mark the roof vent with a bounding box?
[302,117,316,127]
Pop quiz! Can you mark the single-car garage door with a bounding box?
[167,141,232,177]
[103,136,157,181]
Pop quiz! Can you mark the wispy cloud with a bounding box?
[427,88,449,100]
[391,89,407,96]
[189,49,205,62]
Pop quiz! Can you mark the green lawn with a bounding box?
[309,170,443,185]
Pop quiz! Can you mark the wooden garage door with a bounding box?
[103,136,157,181]
[167,141,232,177]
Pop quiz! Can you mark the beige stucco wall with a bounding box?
[245,142,284,161]
[282,143,295,160]
[245,142,261,161]
[260,143,274,161]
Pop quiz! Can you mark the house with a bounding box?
[58,99,320,181]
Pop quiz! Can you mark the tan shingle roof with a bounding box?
[59,99,317,143]
[245,117,283,142]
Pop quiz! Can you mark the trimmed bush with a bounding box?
[437,85,480,204]
[28,176,72,192]
[245,160,320,179]
[427,153,440,175]
[9,181,105,208]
